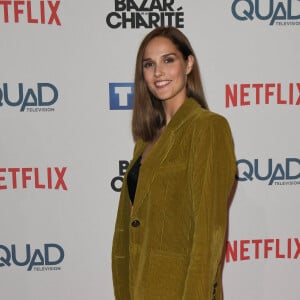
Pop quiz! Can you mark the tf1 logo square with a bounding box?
[109,83,134,110]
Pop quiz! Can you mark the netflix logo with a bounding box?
[225,82,300,108]
[226,237,300,263]
[0,0,61,25]
[0,167,68,191]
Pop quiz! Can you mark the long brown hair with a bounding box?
[132,27,208,142]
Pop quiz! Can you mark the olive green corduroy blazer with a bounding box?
[112,98,236,300]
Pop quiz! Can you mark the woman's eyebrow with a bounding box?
[143,52,177,61]
[162,52,176,57]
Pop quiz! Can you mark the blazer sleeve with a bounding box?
[182,115,236,300]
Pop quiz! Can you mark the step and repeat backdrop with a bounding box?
[1,1,299,299]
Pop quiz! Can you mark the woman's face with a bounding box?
[142,36,194,105]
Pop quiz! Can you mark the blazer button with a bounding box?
[131,220,140,227]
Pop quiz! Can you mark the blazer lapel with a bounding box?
[131,129,175,216]
[131,98,200,216]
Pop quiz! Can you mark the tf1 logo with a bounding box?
[109,82,133,110]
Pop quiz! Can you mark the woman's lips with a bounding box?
[154,80,171,88]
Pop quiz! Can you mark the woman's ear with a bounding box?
[186,55,195,75]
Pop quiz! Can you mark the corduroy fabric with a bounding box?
[112,98,236,300]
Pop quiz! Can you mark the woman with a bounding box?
[112,26,236,300]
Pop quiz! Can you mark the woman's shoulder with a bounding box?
[188,101,230,130]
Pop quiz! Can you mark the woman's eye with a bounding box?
[164,57,174,63]
[143,61,154,68]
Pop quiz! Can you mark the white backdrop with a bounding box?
[0,1,299,299]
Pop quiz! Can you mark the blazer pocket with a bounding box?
[145,251,188,299]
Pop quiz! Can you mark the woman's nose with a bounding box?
[154,63,164,77]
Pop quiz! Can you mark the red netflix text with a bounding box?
[0,167,68,190]
[225,83,300,108]
[0,0,61,25]
[226,238,300,262]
